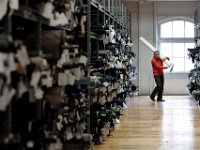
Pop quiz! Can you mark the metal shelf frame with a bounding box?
[91,0,130,33]
[90,0,131,62]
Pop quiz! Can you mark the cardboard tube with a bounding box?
[139,37,157,51]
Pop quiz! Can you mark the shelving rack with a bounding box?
[90,0,130,34]
[89,0,137,145]
[187,0,200,105]
[90,0,131,61]
[0,0,133,149]
[0,1,92,150]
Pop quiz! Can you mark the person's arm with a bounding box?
[152,59,168,69]
[162,57,170,62]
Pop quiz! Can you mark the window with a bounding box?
[159,19,194,72]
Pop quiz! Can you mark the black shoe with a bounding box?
[150,96,155,101]
[157,99,165,102]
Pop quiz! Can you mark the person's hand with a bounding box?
[162,57,170,61]
[166,57,170,61]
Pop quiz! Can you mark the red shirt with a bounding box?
[151,56,167,76]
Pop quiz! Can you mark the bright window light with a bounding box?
[161,22,172,38]
[185,21,194,38]
[159,19,194,72]
[160,43,172,57]
[172,58,184,72]
[173,43,184,57]
[173,21,184,38]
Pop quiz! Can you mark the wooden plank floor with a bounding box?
[94,96,200,150]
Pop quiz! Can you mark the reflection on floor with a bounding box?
[94,96,200,150]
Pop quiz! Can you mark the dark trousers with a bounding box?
[150,75,164,100]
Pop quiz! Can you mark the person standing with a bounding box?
[150,51,169,102]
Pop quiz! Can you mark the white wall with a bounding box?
[124,1,197,95]
[138,3,154,95]
[124,2,139,86]
[149,74,189,95]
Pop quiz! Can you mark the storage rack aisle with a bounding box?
[0,0,92,150]
[89,0,138,144]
